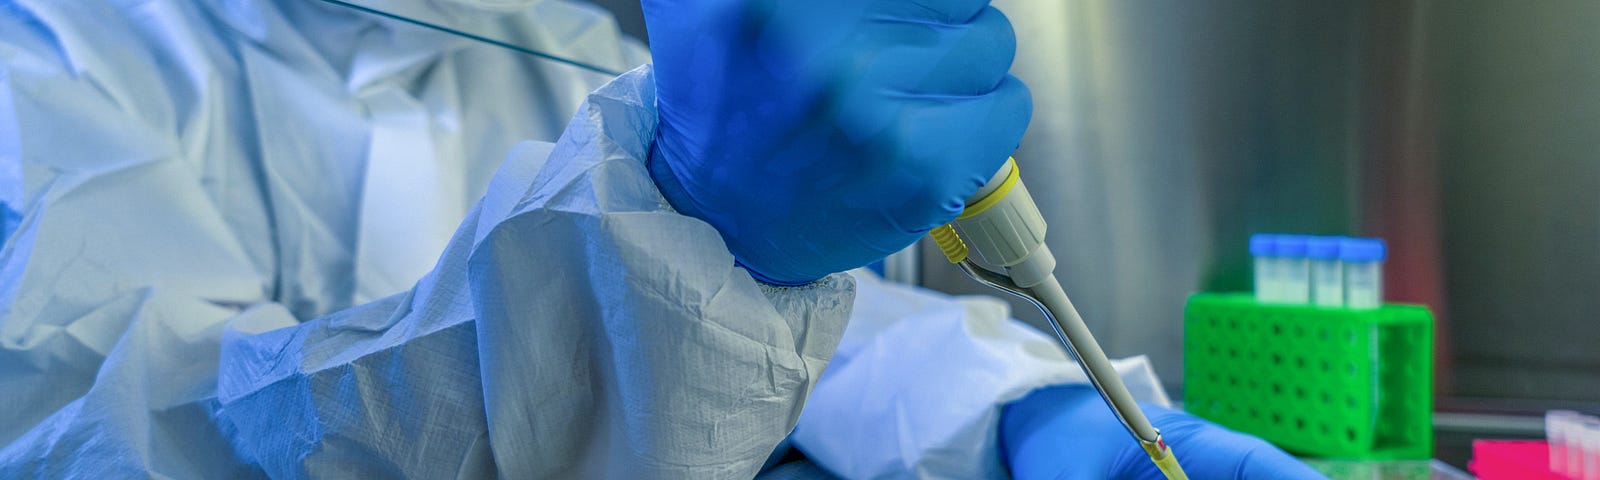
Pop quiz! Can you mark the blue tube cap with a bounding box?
[1249,234,1279,257]
[1306,236,1344,260]
[1339,237,1387,262]
[1276,235,1310,257]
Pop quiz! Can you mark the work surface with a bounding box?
[1304,459,1473,480]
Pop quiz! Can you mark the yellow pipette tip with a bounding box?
[1141,438,1190,480]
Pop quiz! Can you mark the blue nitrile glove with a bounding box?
[641,0,1032,285]
[1001,385,1329,480]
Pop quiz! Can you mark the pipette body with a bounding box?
[930,158,1189,480]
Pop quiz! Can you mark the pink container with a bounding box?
[1471,440,1566,480]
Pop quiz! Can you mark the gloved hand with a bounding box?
[641,0,1032,285]
[1001,385,1330,480]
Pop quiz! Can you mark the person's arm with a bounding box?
[0,6,849,478]
[214,67,856,478]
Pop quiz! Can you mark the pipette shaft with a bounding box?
[931,157,1188,479]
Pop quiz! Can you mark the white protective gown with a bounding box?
[0,0,1167,478]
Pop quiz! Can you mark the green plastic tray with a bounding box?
[1183,293,1434,459]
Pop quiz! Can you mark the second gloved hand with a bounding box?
[1001,385,1330,480]
[641,0,1032,285]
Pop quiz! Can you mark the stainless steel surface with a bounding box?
[919,0,1600,404]
[1432,412,1545,436]
[1428,0,1600,403]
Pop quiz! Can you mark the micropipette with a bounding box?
[930,158,1189,480]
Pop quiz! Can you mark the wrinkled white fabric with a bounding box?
[796,271,1172,479]
[0,0,647,476]
[217,69,853,478]
[1,0,1173,478]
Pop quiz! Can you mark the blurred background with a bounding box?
[484,0,1600,468]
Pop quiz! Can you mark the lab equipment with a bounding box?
[931,158,1190,479]
[1340,237,1387,309]
[1276,235,1313,304]
[1580,416,1593,480]
[1579,415,1594,479]
[1540,411,1600,480]
[642,0,1031,285]
[1470,439,1565,479]
[1308,236,1345,308]
[1251,234,1280,303]
[1003,385,1327,479]
[1185,293,1434,458]
[1550,410,1581,476]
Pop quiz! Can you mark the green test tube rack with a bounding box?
[1183,293,1434,459]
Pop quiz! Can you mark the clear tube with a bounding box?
[1343,260,1383,309]
[1585,417,1600,480]
[1254,256,1274,303]
[1575,415,1590,479]
[1550,410,1580,476]
[1280,256,1310,304]
[1310,258,1344,308]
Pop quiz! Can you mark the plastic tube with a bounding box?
[1250,234,1279,303]
[1575,415,1591,479]
[1340,238,1387,310]
[1275,235,1311,304]
[1307,236,1345,308]
[1550,410,1580,476]
[1580,416,1593,480]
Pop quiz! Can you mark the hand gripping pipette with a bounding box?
[928,158,1189,480]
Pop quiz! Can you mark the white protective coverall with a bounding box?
[0,0,1167,478]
